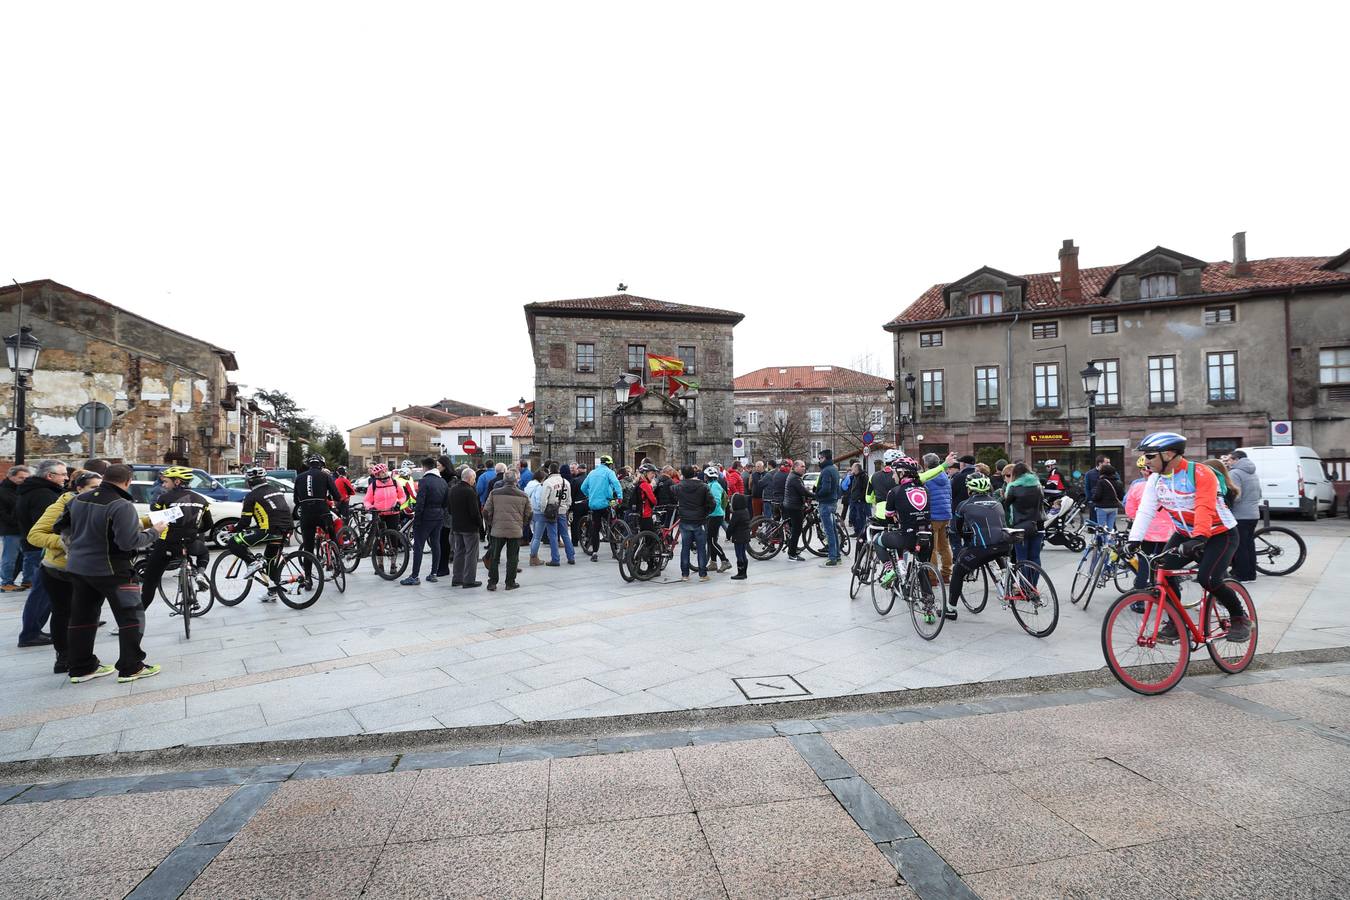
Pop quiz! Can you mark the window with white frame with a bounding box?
[1320,347,1350,384]
[1094,359,1120,405]
[1148,355,1177,403]
[1203,305,1235,326]
[1141,273,1178,299]
[576,395,595,427]
[774,408,788,426]
[1207,351,1238,401]
[1091,315,1118,335]
[747,409,761,431]
[361,437,376,446]
[919,330,943,348]
[969,292,1003,315]
[810,440,824,458]
[975,366,999,409]
[1031,321,1058,340]
[920,371,943,411]
[1033,363,1060,408]
[809,409,824,432]
[870,407,884,428]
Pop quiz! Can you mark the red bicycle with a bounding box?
[1101,560,1258,695]
[623,506,682,582]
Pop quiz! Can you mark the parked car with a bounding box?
[130,465,248,503]
[1235,445,1337,519]
[212,473,292,493]
[267,469,297,486]
[128,480,244,547]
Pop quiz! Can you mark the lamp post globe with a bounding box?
[5,326,42,465]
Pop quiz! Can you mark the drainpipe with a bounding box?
[1006,311,1020,454]
[1284,291,1295,421]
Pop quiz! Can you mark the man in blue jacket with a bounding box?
[815,449,843,566]
[580,455,623,562]
[920,452,956,582]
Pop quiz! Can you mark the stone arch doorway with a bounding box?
[634,443,667,469]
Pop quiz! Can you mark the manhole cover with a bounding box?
[733,674,811,701]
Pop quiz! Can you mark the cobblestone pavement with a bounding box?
[0,518,1345,761]
[3,658,1350,898]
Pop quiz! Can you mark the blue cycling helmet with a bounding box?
[1136,431,1187,454]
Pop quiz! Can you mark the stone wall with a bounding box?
[0,282,235,469]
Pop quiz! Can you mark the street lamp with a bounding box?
[544,414,555,460]
[5,326,43,465]
[1080,361,1102,467]
[612,376,632,469]
[904,372,916,454]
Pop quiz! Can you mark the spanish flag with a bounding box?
[647,353,684,376]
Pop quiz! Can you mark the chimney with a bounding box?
[1059,239,1082,302]
[1230,231,1252,276]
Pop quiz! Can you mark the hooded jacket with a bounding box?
[729,492,752,543]
[1003,473,1045,532]
[56,482,159,577]
[0,479,21,536]
[1227,458,1263,520]
[815,456,841,504]
[16,476,65,552]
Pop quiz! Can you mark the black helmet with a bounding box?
[305,454,324,467]
[336,466,348,476]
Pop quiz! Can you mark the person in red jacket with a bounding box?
[637,464,660,533]
[333,466,356,517]
[725,461,745,496]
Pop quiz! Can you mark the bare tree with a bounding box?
[831,384,894,459]
[764,412,805,461]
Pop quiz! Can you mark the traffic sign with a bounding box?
[76,401,113,432]
[861,430,875,446]
[731,437,746,458]
[462,439,479,454]
[1270,420,1292,446]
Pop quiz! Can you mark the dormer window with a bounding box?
[1140,273,1177,299]
[970,292,1003,315]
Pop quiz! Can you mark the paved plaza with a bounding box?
[1,519,1347,762]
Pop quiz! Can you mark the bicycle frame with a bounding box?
[1133,566,1211,648]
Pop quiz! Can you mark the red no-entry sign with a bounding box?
[462,439,479,454]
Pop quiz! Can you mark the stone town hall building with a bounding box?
[524,292,743,469]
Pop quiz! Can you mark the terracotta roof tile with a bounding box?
[511,417,534,438]
[734,365,892,392]
[526,294,742,321]
[443,415,514,429]
[888,256,1350,326]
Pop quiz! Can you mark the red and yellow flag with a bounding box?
[647,353,684,376]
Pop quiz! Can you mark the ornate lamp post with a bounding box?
[544,414,555,460]
[1080,361,1102,466]
[5,326,43,465]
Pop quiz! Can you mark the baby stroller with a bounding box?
[1042,495,1086,552]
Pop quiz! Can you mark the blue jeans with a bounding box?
[820,503,840,561]
[1014,530,1044,587]
[1093,508,1118,530]
[18,564,51,643]
[410,520,443,577]
[848,500,869,538]
[529,512,553,559]
[1,535,21,585]
[680,522,708,577]
[21,547,41,586]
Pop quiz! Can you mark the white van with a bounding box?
[1234,445,1336,519]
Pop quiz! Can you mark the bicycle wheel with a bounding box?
[870,557,897,616]
[607,519,632,560]
[1070,547,1100,606]
[804,517,827,557]
[276,550,325,609]
[849,540,872,600]
[372,530,409,581]
[1101,590,1189,695]
[177,564,193,640]
[907,562,945,641]
[337,529,361,574]
[961,563,989,614]
[210,552,253,606]
[1009,562,1059,638]
[747,517,782,560]
[1205,579,1258,673]
[1113,551,1148,594]
[628,531,664,582]
[616,535,637,582]
[324,541,346,594]
[1252,526,1306,577]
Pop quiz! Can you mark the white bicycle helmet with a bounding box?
[703,466,720,480]
[882,448,903,466]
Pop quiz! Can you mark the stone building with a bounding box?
[884,234,1350,482]
[733,365,892,463]
[0,280,239,469]
[348,407,447,472]
[524,293,743,470]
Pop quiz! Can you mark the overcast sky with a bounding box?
[3,2,1345,434]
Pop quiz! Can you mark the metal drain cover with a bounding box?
[733,674,811,701]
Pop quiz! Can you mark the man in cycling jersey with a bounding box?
[225,467,294,601]
[333,466,356,518]
[294,455,340,567]
[875,457,933,594]
[1127,432,1250,643]
[581,455,623,562]
[946,474,1012,621]
[138,465,213,610]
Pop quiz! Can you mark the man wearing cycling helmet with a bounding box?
[139,465,213,610]
[875,457,933,594]
[866,450,903,522]
[946,473,1012,621]
[581,455,623,562]
[294,455,341,569]
[1127,432,1249,643]
[636,464,660,534]
[226,466,293,601]
[333,466,356,518]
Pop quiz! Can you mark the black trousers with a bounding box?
[411,519,443,577]
[784,508,805,556]
[68,573,147,678]
[1159,529,1242,618]
[44,567,72,665]
[139,541,209,608]
[1231,519,1258,581]
[436,525,453,576]
[706,517,728,564]
[299,508,335,558]
[949,544,1011,607]
[487,537,520,586]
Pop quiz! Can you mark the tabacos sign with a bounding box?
[1027,430,1072,447]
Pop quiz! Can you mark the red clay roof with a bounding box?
[735,365,892,392]
[889,256,1350,326]
[444,415,515,429]
[510,416,534,439]
[525,294,742,322]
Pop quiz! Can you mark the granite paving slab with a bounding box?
[183,847,380,899]
[387,760,548,843]
[544,813,726,899]
[674,737,830,810]
[364,830,545,900]
[547,748,692,826]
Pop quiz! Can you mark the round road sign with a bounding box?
[76,401,113,432]
[462,439,479,454]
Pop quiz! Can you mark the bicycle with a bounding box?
[870,531,946,640]
[1252,524,1306,576]
[1101,553,1258,695]
[354,511,409,580]
[848,523,886,600]
[1070,524,1150,610]
[150,544,214,640]
[748,513,789,560]
[957,529,1060,637]
[210,536,326,610]
[624,509,682,582]
[804,501,851,558]
[581,504,632,560]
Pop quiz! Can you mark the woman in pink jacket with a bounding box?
[1125,454,1174,591]
[365,464,410,533]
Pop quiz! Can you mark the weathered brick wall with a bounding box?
[530,313,736,468]
[0,283,233,469]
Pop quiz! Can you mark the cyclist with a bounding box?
[225,466,293,601]
[365,463,412,535]
[333,466,356,518]
[139,465,213,610]
[874,456,932,594]
[946,474,1013,621]
[294,454,341,569]
[394,464,418,509]
[1126,432,1249,643]
[581,455,623,561]
[636,464,660,533]
[866,450,902,522]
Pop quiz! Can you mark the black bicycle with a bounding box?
[581,504,632,560]
[1252,524,1306,576]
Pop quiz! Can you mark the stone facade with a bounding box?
[885,237,1350,480]
[524,294,743,470]
[348,410,443,472]
[734,365,892,464]
[0,280,238,470]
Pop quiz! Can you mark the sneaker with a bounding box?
[0,583,21,592]
[505,582,519,591]
[699,575,710,583]
[1226,617,1252,643]
[243,559,265,578]
[426,575,438,583]
[567,559,575,565]
[118,664,162,683]
[822,559,841,567]
[196,576,211,592]
[1130,600,1146,614]
[590,554,598,562]
[400,576,421,586]
[70,664,115,684]
[681,575,690,582]
[944,607,959,622]
[1157,620,1181,644]
[788,554,805,562]
[546,561,560,567]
